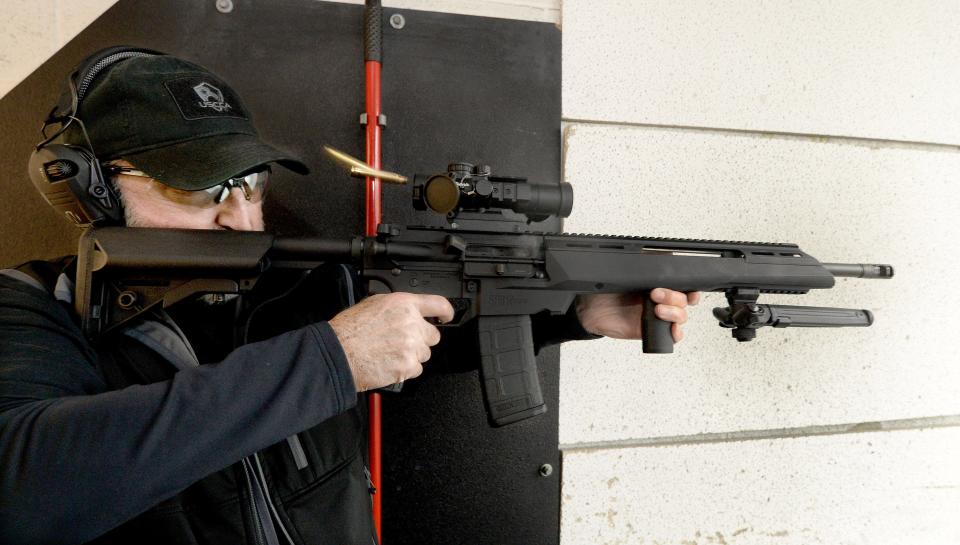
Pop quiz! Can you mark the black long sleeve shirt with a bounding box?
[0,273,357,543]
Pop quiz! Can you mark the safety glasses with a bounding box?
[104,165,271,208]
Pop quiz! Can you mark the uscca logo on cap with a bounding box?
[192,82,232,113]
[164,76,248,121]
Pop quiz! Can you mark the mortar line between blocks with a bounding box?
[559,414,960,453]
[560,117,960,154]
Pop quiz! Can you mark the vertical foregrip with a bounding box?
[642,293,675,354]
[477,315,547,426]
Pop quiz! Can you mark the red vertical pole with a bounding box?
[365,61,383,233]
[365,58,384,542]
[363,2,384,542]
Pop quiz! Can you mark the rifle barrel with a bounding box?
[822,263,895,279]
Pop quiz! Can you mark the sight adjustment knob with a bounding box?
[447,162,473,176]
[472,164,491,176]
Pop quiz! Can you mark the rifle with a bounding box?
[75,163,894,426]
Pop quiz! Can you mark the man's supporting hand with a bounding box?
[576,289,701,342]
[329,293,455,391]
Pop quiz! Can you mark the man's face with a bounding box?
[112,161,265,231]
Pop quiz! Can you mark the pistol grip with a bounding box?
[477,315,547,426]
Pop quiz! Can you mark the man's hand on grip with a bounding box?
[576,288,700,342]
[329,293,455,392]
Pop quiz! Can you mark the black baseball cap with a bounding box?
[71,51,309,190]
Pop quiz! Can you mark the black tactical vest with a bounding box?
[21,258,378,545]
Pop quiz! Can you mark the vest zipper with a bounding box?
[241,457,271,545]
[244,454,301,545]
[252,452,298,545]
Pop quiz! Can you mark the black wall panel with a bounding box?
[0,2,561,543]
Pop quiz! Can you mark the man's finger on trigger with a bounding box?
[415,294,456,323]
[686,291,701,306]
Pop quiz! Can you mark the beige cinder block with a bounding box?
[0,0,60,97]
[561,427,960,545]
[562,0,960,146]
[0,0,117,98]
[559,123,960,445]
[57,0,117,44]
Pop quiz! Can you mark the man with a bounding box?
[0,49,697,544]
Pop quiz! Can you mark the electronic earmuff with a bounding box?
[28,45,164,226]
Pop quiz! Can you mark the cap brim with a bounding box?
[120,133,310,190]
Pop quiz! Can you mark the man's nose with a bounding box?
[215,187,263,231]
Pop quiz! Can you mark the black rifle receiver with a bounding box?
[75,163,893,426]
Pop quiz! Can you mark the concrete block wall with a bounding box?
[3,1,958,544]
[559,2,960,544]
